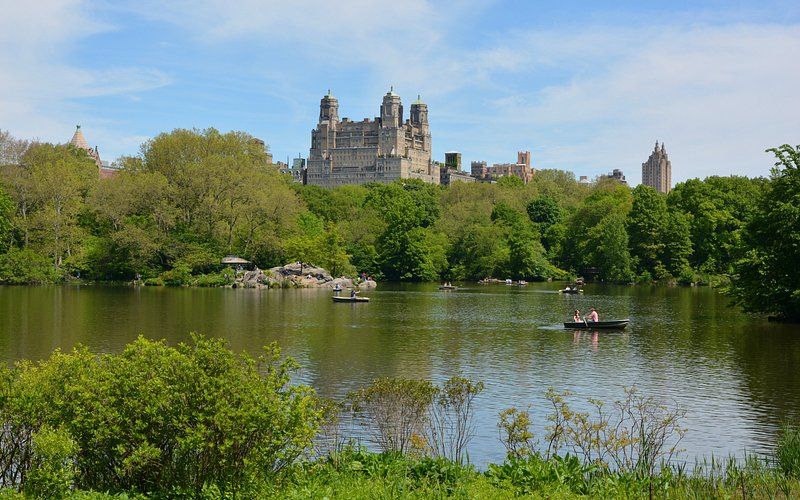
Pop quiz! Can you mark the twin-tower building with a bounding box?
[306,89,438,187]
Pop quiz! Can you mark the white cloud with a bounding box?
[482,23,800,183]
[0,0,170,154]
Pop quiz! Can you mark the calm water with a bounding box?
[1,283,799,466]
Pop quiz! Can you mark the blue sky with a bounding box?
[1,0,799,185]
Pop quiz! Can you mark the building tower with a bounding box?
[641,141,672,193]
[517,151,531,167]
[319,90,339,124]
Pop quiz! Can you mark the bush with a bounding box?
[192,271,231,287]
[0,248,58,284]
[777,424,800,478]
[158,263,192,286]
[143,277,163,286]
[23,426,77,499]
[0,336,321,496]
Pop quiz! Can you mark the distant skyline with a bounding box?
[1,0,799,185]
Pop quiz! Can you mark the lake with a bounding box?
[1,282,798,466]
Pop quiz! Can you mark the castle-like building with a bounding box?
[642,141,671,193]
[305,89,438,187]
[470,151,535,184]
[68,125,117,178]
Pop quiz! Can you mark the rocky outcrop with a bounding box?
[232,262,376,289]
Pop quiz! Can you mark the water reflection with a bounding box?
[0,283,799,466]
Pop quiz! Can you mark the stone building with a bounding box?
[470,151,535,183]
[305,89,438,187]
[68,125,117,178]
[444,151,462,170]
[642,141,672,193]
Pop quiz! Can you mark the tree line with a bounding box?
[0,129,797,319]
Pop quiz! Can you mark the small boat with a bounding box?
[438,285,457,290]
[559,287,583,294]
[332,295,370,303]
[505,279,514,285]
[517,280,527,286]
[563,319,629,329]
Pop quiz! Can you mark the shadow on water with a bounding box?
[1,282,799,466]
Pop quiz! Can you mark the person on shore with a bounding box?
[573,309,581,322]
[585,307,599,323]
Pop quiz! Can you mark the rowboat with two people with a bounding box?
[438,282,457,290]
[332,289,369,302]
[559,285,583,294]
[564,307,628,329]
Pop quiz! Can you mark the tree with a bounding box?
[0,187,13,253]
[587,212,634,282]
[526,195,563,230]
[729,144,800,321]
[627,185,669,278]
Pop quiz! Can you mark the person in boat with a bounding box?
[573,309,581,322]
[584,307,599,323]
[350,289,357,298]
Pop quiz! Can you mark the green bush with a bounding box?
[777,424,800,478]
[192,271,231,287]
[158,263,192,286]
[0,336,321,496]
[0,248,58,284]
[23,426,77,499]
[143,277,163,286]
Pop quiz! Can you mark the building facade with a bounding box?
[641,141,671,193]
[68,125,117,178]
[305,89,438,187]
[470,151,535,183]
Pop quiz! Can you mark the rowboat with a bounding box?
[559,288,583,294]
[563,319,629,329]
[438,285,457,290]
[332,296,370,303]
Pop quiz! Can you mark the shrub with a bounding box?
[426,376,484,465]
[0,248,58,284]
[0,336,321,496]
[777,424,800,478]
[192,271,231,287]
[23,426,77,499]
[158,263,192,286]
[143,277,163,286]
[348,378,436,454]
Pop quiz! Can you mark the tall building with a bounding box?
[305,89,438,187]
[641,141,672,193]
[68,125,117,178]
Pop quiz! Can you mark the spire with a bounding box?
[326,89,332,97]
[69,125,90,150]
[654,140,659,152]
[661,142,666,153]
[413,94,424,105]
[387,86,398,97]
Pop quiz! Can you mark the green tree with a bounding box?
[587,212,634,282]
[729,144,800,321]
[627,185,669,278]
[0,186,13,253]
[526,195,562,230]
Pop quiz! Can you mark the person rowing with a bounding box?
[584,307,599,323]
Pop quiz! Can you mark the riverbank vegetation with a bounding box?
[0,336,799,498]
[0,130,797,318]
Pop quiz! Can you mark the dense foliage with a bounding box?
[728,145,800,321]
[1,337,799,498]
[0,336,320,497]
[0,129,789,306]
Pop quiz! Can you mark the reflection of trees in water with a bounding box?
[727,322,800,427]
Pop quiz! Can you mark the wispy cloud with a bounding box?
[0,0,170,150]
